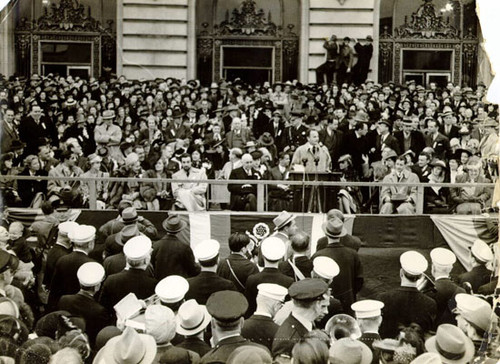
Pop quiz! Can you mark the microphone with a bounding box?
[302,158,308,166]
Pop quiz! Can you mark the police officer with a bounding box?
[458,239,494,292]
[352,299,384,363]
[201,291,269,363]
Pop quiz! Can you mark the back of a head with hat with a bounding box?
[430,248,456,279]
[312,256,340,282]
[155,275,189,307]
[470,239,493,264]
[260,237,286,263]
[194,239,220,267]
[145,305,176,345]
[454,293,494,333]
[400,251,428,281]
[68,225,96,249]
[206,291,248,328]
[123,235,152,268]
[77,262,105,289]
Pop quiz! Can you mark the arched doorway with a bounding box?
[378,0,479,87]
[195,0,300,85]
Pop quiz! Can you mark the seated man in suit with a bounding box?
[228,153,262,211]
[379,155,420,214]
[171,153,208,211]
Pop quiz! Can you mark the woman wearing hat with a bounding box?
[424,160,450,214]
[17,155,48,208]
[337,154,363,214]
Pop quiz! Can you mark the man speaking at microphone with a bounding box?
[291,130,332,173]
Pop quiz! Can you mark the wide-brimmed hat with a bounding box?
[330,338,372,364]
[10,139,26,150]
[93,326,157,364]
[353,111,369,123]
[322,218,347,238]
[425,324,475,364]
[273,211,296,231]
[430,159,446,169]
[258,132,274,147]
[176,299,212,336]
[162,215,187,233]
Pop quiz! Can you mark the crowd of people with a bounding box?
[0,206,498,363]
[0,72,498,213]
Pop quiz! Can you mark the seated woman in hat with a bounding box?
[424,159,450,214]
[108,152,147,209]
[17,154,48,208]
[450,156,492,214]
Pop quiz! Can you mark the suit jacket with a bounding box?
[245,268,294,317]
[343,130,369,174]
[359,332,381,364]
[186,271,237,305]
[316,234,362,252]
[1,120,19,154]
[394,130,425,159]
[318,128,344,163]
[278,256,313,280]
[217,253,260,292]
[177,337,211,358]
[225,129,251,149]
[440,124,460,140]
[267,165,291,199]
[94,123,122,147]
[375,133,400,159]
[266,121,287,151]
[378,286,437,338]
[272,314,309,358]
[18,115,58,155]
[48,251,94,308]
[458,265,493,292]
[47,163,84,195]
[424,132,450,160]
[426,277,465,327]
[152,234,200,280]
[242,314,279,351]
[44,244,71,286]
[58,291,112,345]
[163,122,192,143]
[99,268,157,311]
[201,335,269,364]
[228,166,262,209]
[103,252,127,276]
[312,243,363,314]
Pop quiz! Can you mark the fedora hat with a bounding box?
[162,215,187,234]
[120,207,139,224]
[258,132,274,147]
[353,111,369,123]
[93,326,157,364]
[176,299,212,336]
[172,108,184,119]
[102,110,115,120]
[330,338,372,364]
[273,211,296,231]
[425,324,475,364]
[430,159,446,169]
[115,224,141,246]
[322,218,347,238]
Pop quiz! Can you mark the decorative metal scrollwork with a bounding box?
[395,0,459,39]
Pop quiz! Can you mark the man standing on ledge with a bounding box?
[315,34,339,85]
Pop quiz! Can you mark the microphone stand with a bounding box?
[308,156,322,213]
[301,158,308,213]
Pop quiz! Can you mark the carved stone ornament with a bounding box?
[36,0,100,32]
[214,0,278,36]
[395,0,459,39]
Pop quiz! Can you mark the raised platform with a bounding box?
[6,209,497,298]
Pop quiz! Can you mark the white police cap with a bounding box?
[68,225,96,245]
[351,299,384,319]
[155,275,189,304]
[58,221,79,237]
[123,235,152,260]
[260,237,286,261]
[257,283,288,302]
[471,239,493,263]
[430,248,456,266]
[400,251,428,275]
[194,239,220,262]
[313,256,340,280]
[77,262,105,287]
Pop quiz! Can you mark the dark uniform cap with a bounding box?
[0,250,17,274]
[288,278,328,301]
[206,291,248,322]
